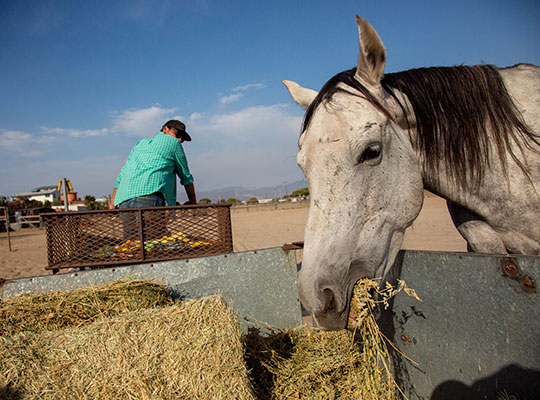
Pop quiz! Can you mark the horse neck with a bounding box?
[421,167,465,204]
[387,91,468,204]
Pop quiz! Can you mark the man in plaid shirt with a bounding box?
[110,120,197,209]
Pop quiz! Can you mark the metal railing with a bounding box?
[18,215,42,227]
[230,199,309,213]
[42,204,233,271]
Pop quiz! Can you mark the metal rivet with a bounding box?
[503,261,518,276]
[400,334,414,344]
[521,275,536,292]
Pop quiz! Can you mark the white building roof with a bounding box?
[15,186,58,197]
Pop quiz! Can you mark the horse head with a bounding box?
[283,16,424,330]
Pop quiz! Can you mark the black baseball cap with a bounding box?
[163,120,191,141]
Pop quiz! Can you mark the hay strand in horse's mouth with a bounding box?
[347,278,423,398]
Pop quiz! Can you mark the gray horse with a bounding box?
[283,16,540,330]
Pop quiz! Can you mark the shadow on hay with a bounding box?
[0,383,24,400]
[243,327,297,400]
[242,326,374,400]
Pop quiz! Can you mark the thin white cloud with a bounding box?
[219,93,243,104]
[111,106,178,136]
[41,127,109,137]
[190,146,301,191]
[232,83,266,92]
[188,112,205,121]
[218,83,265,104]
[186,104,303,189]
[0,130,55,155]
[199,104,301,140]
[0,130,33,148]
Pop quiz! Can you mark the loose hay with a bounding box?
[0,295,255,400]
[0,279,174,336]
[244,278,420,400]
[245,327,396,400]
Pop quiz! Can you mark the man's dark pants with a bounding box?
[118,193,166,241]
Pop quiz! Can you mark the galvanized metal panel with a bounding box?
[1,247,302,332]
[381,250,540,400]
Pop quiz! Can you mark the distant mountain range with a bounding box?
[178,179,308,203]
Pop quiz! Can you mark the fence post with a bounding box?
[138,209,146,261]
[62,177,69,212]
[3,207,12,252]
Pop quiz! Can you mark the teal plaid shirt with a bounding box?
[113,132,194,206]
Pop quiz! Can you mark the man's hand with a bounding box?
[184,183,197,205]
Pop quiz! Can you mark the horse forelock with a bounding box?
[301,68,393,134]
[382,65,540,189]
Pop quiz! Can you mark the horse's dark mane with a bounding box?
[302,69,396,134]
[303,65,540,189]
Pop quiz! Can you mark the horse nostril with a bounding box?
[322,288,337,313]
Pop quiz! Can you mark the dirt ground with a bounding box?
[0,193,466,281]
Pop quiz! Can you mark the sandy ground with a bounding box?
[0,193,466,281]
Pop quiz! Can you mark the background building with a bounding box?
[14,186,60,203]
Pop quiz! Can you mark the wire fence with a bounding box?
[43,204,233,271]
[230,199,309,214]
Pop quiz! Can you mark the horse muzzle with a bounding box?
[299,281,350,330]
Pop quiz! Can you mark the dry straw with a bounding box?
[1,295,255,400]
[0,279,175,336]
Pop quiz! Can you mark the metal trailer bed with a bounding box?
[1,248,538,399]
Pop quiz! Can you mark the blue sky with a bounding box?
[1,0,539,199]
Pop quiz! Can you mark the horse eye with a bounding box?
[357,143,382,164]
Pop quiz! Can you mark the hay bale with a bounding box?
[0,279,174,336]
[0,295,255,400]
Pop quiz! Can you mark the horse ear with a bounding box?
[354,16,386,87]
[282,80,318,110]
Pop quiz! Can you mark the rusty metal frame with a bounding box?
[42,204,233,271]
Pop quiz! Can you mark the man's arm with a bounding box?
[171,141,196,204]
[110,188,118,209]
[184,183,197,205]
